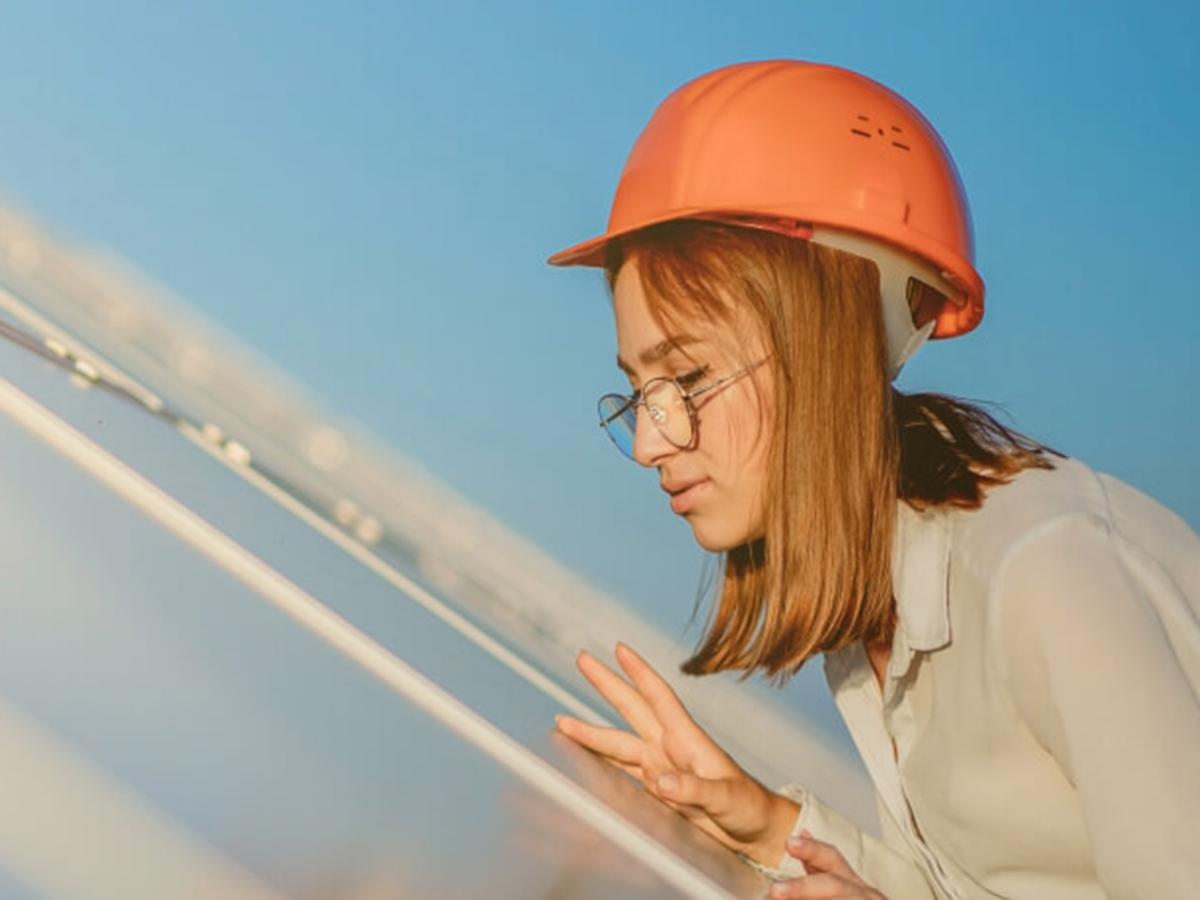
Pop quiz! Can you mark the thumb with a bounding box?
[785,831,862,882]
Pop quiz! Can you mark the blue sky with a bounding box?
[0,1,1196,644]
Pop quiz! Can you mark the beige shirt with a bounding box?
[774,457,1200,899]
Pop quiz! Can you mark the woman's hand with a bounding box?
[555,642,799,865]
[769,832,887,899]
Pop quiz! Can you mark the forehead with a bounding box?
[611,260,754,370]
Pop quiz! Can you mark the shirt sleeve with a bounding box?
[750,784,937,898]
[995,513,1200,900]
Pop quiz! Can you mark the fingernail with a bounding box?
[769,883,792,899]
[656,773,679,796]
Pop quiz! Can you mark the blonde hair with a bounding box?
[606,221,1052,680]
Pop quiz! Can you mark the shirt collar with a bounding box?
[890,501,954,665]
[823,502,955,699]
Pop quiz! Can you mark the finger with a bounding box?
[555,714,643,764]
[614,643,698,733]
[785,834,863,884]
[576,650,661,738]
[655,771,740,818]
[769,873,859,899]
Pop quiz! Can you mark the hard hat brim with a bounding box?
[547,208,817,268]
[546,209,708,268]
[546,235,613,268]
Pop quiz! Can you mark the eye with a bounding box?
[674,366,709,389]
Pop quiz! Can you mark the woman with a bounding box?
[549,61,1200,899]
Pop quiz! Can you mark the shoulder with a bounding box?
[943,457,1200,682]
[952,457,1103,577]
[949,456,1197,591]
[947,457,1200,679]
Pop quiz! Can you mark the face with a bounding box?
[611,260,773,552]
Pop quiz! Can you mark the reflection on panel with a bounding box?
[0,205,874,898]
[0,204,873,822]
[0,369,760,898]
[0,696,284,900]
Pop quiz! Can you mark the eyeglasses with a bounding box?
[597,359,766,460]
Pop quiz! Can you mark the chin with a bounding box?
[687,517,758,554]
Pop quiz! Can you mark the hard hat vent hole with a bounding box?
[850,115,910,150]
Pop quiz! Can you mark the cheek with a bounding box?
[694,363,774,477]
[727,385,773,471]
[728,395,774,537]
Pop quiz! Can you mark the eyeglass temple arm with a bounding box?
[686,359,766,401]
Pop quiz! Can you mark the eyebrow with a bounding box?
[616,336,700,376]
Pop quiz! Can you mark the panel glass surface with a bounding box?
[0,262,874,825]
[0,337,765,898]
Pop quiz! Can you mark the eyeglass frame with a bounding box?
[597,357,768,459]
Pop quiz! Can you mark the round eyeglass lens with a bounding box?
[642,378,693,447]
[597,379,693,459]
[598,394,636,458]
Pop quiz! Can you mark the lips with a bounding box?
[662,478,709,515]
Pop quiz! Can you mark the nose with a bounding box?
[631,404,677,468]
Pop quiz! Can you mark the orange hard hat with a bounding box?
[549,60,984,360]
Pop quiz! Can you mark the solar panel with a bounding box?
[0,205,872,898]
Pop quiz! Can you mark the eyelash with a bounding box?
[626,365,710,398]
[674,366,709,389]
